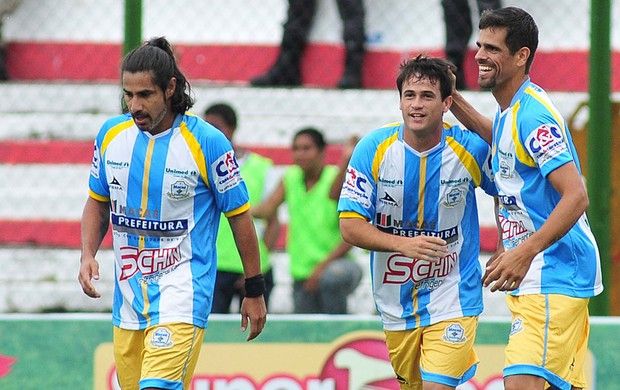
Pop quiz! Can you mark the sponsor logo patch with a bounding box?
[119,245,182,282]
[151,327,174,348]
[444,323,467,343]
[341,166,372,208]
[167,180,190,200]
[526,124,568,166]
[510,317,524,336]
[90,143,100,179]
[212,151,242,193]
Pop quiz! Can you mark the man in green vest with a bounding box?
[254,128,362,314]
[204,103,279,313]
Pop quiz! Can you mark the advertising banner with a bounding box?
[0,314,617,389]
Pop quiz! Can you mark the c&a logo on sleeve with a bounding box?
[212,151,242,193]
[526,124,568,166]
[341,166,372,208]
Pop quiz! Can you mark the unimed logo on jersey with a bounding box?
[212,151,242,193]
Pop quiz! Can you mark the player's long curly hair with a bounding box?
[121,36,194,115]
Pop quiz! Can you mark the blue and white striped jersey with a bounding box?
[491,79,603,298]
[338,122,496,331]
[88,113,250,330]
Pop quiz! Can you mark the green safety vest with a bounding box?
[284,165,342,280]
[216,152,273,273]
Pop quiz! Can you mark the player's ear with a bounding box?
[165,77,176,99]
[516,47,530,68]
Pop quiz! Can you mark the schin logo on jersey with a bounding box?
[119,245,182,281]
[212,151,242,193]
[383,252,458,284]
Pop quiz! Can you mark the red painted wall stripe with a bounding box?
[0,219,498,253]
[6,42,620,92]
[0,140,345,165]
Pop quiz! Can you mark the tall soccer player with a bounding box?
[338,55,497,389]
[450,7,603,390]
[77,37,267,390]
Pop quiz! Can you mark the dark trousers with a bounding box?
[277,0,365,76]
[441,0,501,88]
[211,269,274,314]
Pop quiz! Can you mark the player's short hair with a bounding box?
[204,103,238,130]
[396,55,453,100]
[293,127,327,151]
[479,7,539,74]
[121,36,194,114]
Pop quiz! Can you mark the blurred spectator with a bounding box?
[254,128,362,313]
[0,0,21,80]
[251,0,366,89]
[204,103,279,313]
[441,0,501,89]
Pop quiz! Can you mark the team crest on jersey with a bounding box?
[212,151,242,193]
[151,327,174,348]
[443,323,466,343]
[526,124,568,166]
[90,142,100,179]
[498,149,515,179]
[510,317,524,336]
[443,187,464,208]
[341,166,372,208]
[167,180,190,200]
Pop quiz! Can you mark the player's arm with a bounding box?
[450,89,493,144]
[252,180,284,220]
[329,136,359,200]
[303,240,353,291]
[78,196,110,298]
[483,162,588,291]
[340,216,448,262]
[228,210,267,341]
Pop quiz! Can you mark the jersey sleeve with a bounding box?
[88,128,110,201]
[471,135,497,196]
[337,134,377,220]
[204,127,250,216]
[520,108,573,177]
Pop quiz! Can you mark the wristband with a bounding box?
[244,274,266,298]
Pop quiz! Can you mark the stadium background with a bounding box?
[0,0,619,388]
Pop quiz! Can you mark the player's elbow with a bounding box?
[577,188,589,214]
[339,218,358,246]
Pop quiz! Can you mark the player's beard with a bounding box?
[135,106,168,134]
[149,106,167,133]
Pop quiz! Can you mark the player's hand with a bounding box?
[303,262,327,292]
[399,235,448,263]
[240,296,267,341]
[78,255,101,298]
[483,245,535,292]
